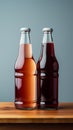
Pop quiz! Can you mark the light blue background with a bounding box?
[0,0,73,102]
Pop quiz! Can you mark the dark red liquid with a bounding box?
[37,43,59,109]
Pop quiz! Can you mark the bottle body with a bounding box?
[37,28,59,109]
[14,28,36,109]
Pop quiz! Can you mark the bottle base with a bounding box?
[15,101,36,110]
[37,101,58,110]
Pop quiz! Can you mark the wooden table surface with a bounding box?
[0,102,73,123]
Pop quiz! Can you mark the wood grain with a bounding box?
[0,102,73,123]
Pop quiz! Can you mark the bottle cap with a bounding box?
[20,27,31,32]
[42,28,53,32]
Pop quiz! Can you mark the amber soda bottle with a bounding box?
[15,28,36,109]
[37,28,59,109]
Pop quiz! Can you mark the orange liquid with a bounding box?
[15,44,36,109]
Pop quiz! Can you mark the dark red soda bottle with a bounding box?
[37,28,59,109]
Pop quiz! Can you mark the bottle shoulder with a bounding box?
[15,57,36,74]
[37,56,59,72]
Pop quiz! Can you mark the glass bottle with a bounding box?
[14,27,36,109]
[37,28,59,109]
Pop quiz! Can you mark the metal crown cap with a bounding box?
[42,27,53,32]
[20,27,31,32]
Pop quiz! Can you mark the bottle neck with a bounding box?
[20,31,31,44]
[19,31,32,58]
[42,32,53,44]
[42,32,55,57]
[46,43,55,57]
